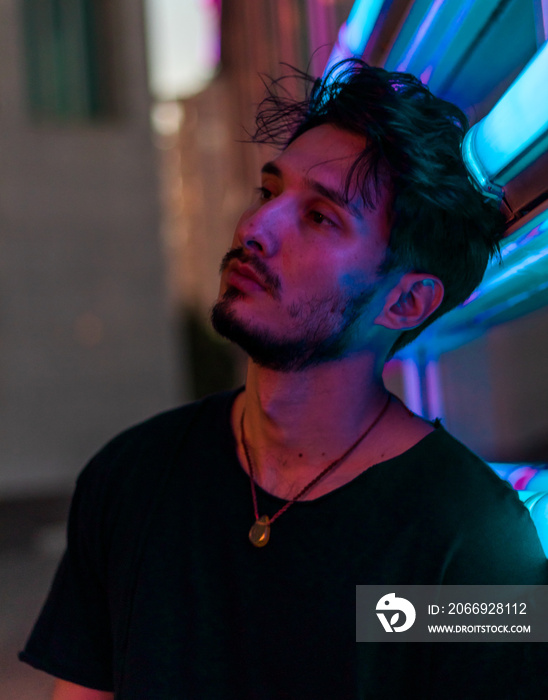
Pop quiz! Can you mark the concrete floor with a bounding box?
[0,495,70,699]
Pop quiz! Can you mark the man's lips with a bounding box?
[220,247,282,299]
[226,260,269,293]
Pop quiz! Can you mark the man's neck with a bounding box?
[245,355,387,444]
[232,354,421,500]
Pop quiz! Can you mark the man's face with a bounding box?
[211,123,393,371]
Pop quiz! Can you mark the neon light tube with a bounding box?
[343,0,385,54]
[323,0,384,76]
[397,205,548,357]
[394,0,445,73]
[463,40,548,194]
[383,0,501,88]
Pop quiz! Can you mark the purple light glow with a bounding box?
[419,65,434,83]
[509,466,539,490]
[396,0,445,73]
[461,289,481,307]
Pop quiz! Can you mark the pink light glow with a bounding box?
[509,466,539,490]
[420,65,434,84]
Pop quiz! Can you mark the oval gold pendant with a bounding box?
[249,515,270,547]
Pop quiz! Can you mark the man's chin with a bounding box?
[210,298,343,372]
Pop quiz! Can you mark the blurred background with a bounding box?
[1,0,548,696]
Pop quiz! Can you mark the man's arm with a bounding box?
[52,679,114,700]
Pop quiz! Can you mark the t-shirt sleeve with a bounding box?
[19,454,116,691]
[428,446,548,699]
[443,474,548,585]
[19,401,203,691]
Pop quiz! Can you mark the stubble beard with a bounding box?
[210,284,376,373]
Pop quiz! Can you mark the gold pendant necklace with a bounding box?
[248,515,270,547]
[240,395,391,547]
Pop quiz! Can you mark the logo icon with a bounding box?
[376,593,416,632]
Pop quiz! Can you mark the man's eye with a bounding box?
[256,187,274,201]
[310,210,335,226]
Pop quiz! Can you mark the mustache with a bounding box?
[220,247,282,296]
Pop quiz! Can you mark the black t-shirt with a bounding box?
[20,390,548,698]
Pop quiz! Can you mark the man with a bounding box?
[21,61,547,698]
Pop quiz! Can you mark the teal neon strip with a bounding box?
[468,41,548,185]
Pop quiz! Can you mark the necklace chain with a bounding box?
[240,394,392,546]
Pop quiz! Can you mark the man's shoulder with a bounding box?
[391,424,537,544]
[103,388,237,449]
[411,424,513,493]
[408,426,548,582]
[75,389,240,499]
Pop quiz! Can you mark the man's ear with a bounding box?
[375,273,444,331]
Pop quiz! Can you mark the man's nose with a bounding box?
[236,197,289,257]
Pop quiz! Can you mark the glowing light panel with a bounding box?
[463,40,548,191]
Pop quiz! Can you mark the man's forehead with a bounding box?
[276,124,367,173]
[262,124,381,216]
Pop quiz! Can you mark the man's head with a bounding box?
[212,60,505,369]
[251,59,506,355]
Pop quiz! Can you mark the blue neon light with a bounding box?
[395,0,445,72]
[344,0,385,54]
[408,0,478,87]
[464,208,548,300]
[323,0,384,77]
[398,205,548,357]
[464,41,548,188]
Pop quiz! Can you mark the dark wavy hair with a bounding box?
[251,59,505,356]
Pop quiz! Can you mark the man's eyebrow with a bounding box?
[260,161,363,220]
[261,162,282,178]
[305,177,363,220]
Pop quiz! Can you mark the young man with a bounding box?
[21,61,547,699]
